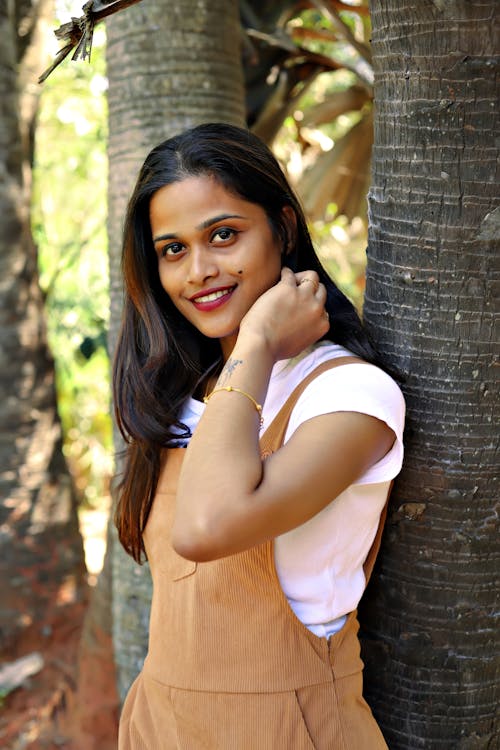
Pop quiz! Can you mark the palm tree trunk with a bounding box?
[105,0,245,701]
[0,0,86,655]
[361,2,499,747]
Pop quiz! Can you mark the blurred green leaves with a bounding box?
[33,25,112,507]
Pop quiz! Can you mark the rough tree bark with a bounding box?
[105,0,246,703]
[0,0,86,659]
[360,2,499,748]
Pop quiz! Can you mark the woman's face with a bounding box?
[150,175,283,358]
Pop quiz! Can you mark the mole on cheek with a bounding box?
[238,269,243,274]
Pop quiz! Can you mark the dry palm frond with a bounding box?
[39,0,143,83]
[298,110,373,221]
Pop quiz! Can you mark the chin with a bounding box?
[194,319,239,338]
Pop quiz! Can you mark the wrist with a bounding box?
[214,329,274,408]
[232,327,276,371]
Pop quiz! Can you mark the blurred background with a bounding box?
[36,1,373,582]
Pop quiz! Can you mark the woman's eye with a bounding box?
[161,242,184,257]
[212,227,236,242]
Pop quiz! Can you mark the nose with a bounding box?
[186,245,219,286]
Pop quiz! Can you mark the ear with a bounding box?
[281,205,297,256]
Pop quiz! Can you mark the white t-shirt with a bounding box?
[175,342,405,638]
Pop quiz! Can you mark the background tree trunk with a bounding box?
[105,0,246,702]
[0,0,86,657]
[360,2,499,747]
[0,3,89,745]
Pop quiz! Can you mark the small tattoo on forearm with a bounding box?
[218,357,243,385]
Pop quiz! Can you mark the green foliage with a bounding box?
[266,4,372,310]
[33,25,112,507]
[310,215,367,311]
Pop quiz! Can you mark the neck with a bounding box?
[220,332,238,362]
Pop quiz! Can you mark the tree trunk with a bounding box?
[105,0,245,702]
[0,6,88,746]
[0,0,86,658]
[360,2,499,748]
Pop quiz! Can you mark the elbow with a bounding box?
[171,511,230,562]
[171,488,257,561]
[172,535,220,563]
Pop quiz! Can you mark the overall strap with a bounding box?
[259,355,364,456]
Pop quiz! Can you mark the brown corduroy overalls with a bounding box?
[119,360,389,749]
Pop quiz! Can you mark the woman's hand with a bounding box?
[238,267,330,362]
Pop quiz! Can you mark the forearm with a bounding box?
[173,332,275,556]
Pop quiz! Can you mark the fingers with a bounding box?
[294,270,318,286]
[282,268,329,324]
[280,267,298,285]
[295,271,326,303]
[298,277,319,293]
[294,270,320,294]
[293,270,330,334]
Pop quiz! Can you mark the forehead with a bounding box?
[149,175,268,235]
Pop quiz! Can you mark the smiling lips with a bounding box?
[189,285,236,311]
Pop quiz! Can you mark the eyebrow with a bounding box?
[153,214,246,243]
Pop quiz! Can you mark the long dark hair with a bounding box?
[114,122,377,562]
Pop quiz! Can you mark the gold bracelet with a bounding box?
[204,386,264,428]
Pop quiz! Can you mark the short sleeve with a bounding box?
[284,364,405,484]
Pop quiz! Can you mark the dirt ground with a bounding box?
[0,601,87,749]
[0,506,117,750]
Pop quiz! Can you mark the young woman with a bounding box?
[114,123,405,749]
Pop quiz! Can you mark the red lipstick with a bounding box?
[189,285,236,311]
